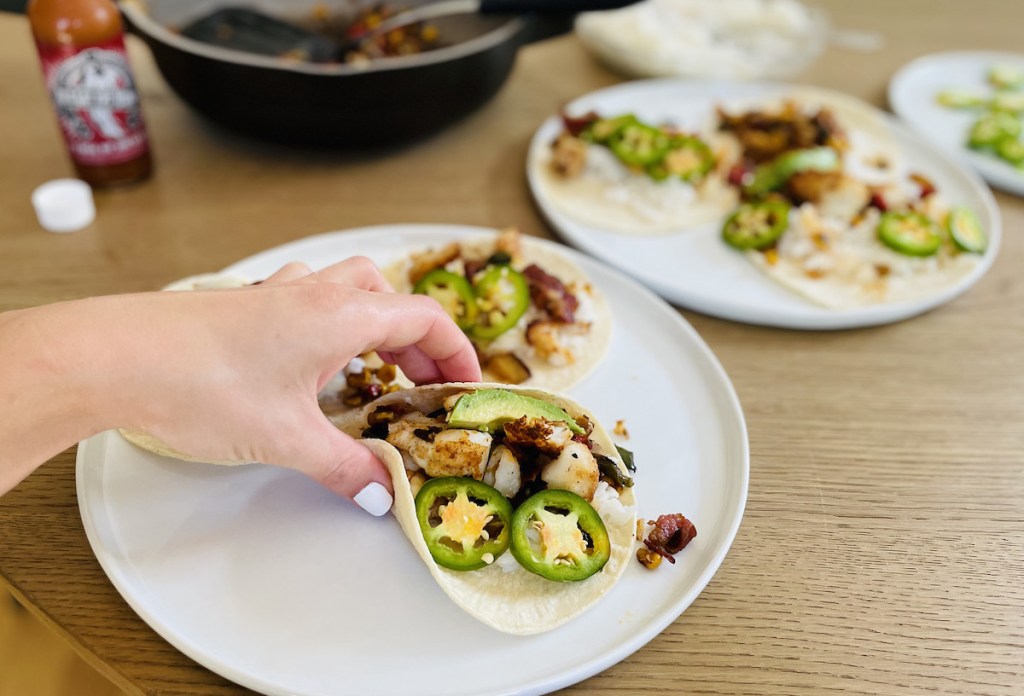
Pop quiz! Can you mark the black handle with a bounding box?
[481,0,641,14]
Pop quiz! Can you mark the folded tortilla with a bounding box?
[343,383,637,635]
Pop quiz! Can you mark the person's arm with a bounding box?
[0,258,481,510]
[0,300,121,492]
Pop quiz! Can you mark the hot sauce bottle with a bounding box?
[28,0,152,187]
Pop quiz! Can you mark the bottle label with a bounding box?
[37,38,149,167]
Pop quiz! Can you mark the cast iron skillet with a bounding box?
[120,0,633,148]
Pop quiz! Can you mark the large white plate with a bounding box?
[890,51,1024,197]
[527,79,1001,330]
[77,225,749,696]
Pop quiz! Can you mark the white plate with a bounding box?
[77,225,749,696]
[527,79,1001,330]
[890,51,1024,196]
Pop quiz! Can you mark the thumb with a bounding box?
[278,409,395,516]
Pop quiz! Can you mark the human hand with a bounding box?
[98,257,480,514]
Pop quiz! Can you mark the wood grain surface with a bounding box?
[1,1,1023,694]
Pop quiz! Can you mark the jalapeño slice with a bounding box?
[968,111,1021,150]
[609,123,671,167]
[996,137,1024,167]
[646,135,715,182]
[413,269,478,331]
[877,211,942,257]
[469,265,530,341]
[722,200,791,250]
[947,207,988,254]
[414,477,512,571]
[584,114,638,144]
[509,489,610,582]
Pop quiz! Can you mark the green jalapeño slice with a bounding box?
[609,123,671,167]
[470,265,530,340]
[584,114,638,144]
[877,211,942,257]
[510,489,610,582]
[947,207,988,254]
[646,135,715,183]
[413,269,478,331]
[415,477,513,571]
[722,200,791,250]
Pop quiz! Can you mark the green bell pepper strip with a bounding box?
[469,265,530,341]
[609,123,671,167]
[646,135,715,182]
[722,200,792,251]
[414,477,513,571]
[744,147,841,196]
[509,489,611,582]
[877,212,942,257]
[947,207,988,254]
[413,269,479,331]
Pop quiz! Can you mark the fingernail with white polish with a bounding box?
[354,482,393,516]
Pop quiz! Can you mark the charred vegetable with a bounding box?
[596,453,634,488]
[484,353,532,384]
[615,445,637,473]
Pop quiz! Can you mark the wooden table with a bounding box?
[2,1,1023,694]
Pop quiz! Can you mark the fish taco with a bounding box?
[345,383,637,635]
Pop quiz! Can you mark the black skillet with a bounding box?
[119,0,640,149]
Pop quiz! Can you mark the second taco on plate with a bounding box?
[385,229,612,393]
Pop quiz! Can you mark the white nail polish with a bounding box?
[354,482,393,517]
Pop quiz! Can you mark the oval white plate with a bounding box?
[890,51,1024,197]
[77,225,749,696]
[527,79,1001,330]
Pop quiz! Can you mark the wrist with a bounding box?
[0,301,120,490]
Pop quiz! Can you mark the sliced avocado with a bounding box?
[446,389,584,434]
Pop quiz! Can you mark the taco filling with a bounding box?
[363,387,634,587]
[386,230,611,392]
[535,111,740,234]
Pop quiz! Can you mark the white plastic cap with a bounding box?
[31,179,96,233]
